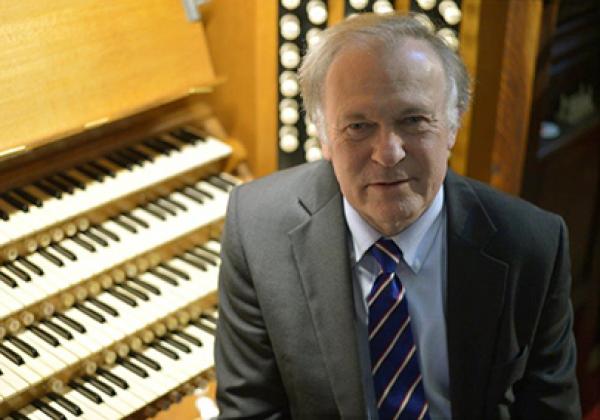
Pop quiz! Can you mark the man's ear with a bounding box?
[321,141,331,160]
[447,130,458,150]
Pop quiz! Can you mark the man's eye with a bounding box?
[348,122,370,131]
[404,116,427,124]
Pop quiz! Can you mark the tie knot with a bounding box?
[370,238,401,274]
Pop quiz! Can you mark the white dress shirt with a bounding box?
[344,187,451,419]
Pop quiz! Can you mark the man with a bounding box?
[215,14,581,419]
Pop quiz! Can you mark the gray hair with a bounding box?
[298,13,472,140]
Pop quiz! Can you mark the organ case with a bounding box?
[0,0,240,417]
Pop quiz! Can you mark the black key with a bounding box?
[178,254,207,271]
[6,335,39,358]
[41,319,73,340]
[97,367,129,389]
[129,277,160,295]
[76,164,104,182]
[173,330,203,347]
[6,262,31,281]
[179,187,204,204]
[81,230,108,247]
[187,248,217,266]
[106,287,137,307]
[160,262,190,280]
[89,161,115,178]
[111,216,137,233]
[83,375,116,396]
[0,208,9,221]
[7,411,29,420]
[201,312,219,325]
[34,180,62,199]
[118,358,148,378]
[142,137,170,155]
[58,172,85,189]
[149,341,179,360]
[130,351,161,370]
[163,335,191,353]
[123,212,149,228]
[141,203,166,220]
[152,200,176,216]
[14,187,43,207]
[0,271,17,287]
[32,399,66,420]
[0,342,24,365]
[117,149,144,166]
[48,391,83,416]
[71,235,96,252]
[50,243,77,261]
[70,381,103,404]
[29,325,60,347]
[74,303,106,323]
[171,127,204,143]
[1,192,28,212]
[93,224,119,242]
[88,297,119,317]
[55,313,86,334]
[215,173,237,187]
[158,137,182,151]
[155,136,181,151]
[199,244,220,257]
[39,249,65,267]
[117,283,148,301]
[105,153,133,170]
[47,175,74,194]
[18,256,44,276]
[207,176,230,192]
[190,184,214,199]
[126,146,153,162]
[161,195,186,211]
[148,268,178,286]
[191,319,216,335]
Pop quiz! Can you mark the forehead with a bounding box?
[323,38,446,114]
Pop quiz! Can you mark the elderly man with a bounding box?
[215,14,580,419]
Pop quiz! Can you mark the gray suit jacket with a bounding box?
[215,160,581,419]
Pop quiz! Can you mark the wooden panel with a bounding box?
[203,0,278,178]
[0,0,217,157]
[465,0,542,194]
[449,0,481,176]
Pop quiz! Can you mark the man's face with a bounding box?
[321,38,456,236]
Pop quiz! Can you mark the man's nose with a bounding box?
[370,128,406,167]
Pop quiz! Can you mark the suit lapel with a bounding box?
[444,171,508,418]
[288,162,367,417]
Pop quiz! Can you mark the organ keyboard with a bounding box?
[0,0,242,417]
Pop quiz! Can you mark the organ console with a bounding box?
[0,0,241,418]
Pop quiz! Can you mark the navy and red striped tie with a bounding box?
[368,238,430,420]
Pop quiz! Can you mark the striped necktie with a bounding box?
[368,238,430,420]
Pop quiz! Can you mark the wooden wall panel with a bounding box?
[202,0,278,178]
[466,0,542,194]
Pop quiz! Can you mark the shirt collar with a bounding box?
[344,186,445,274]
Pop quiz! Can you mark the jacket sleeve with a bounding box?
[513,217,582,419]
[215,187,291,419]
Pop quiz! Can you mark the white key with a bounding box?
[52,313,105,354]
[87,372,146,415]
[37,395,81,420]
[0,339,49,383]
[16,329,70,370]
[96,365,152,407]
[36,321,89,360]
[63,384,119,420]
[61,307,114,348]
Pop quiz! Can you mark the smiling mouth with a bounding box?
[370,179,410,187]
